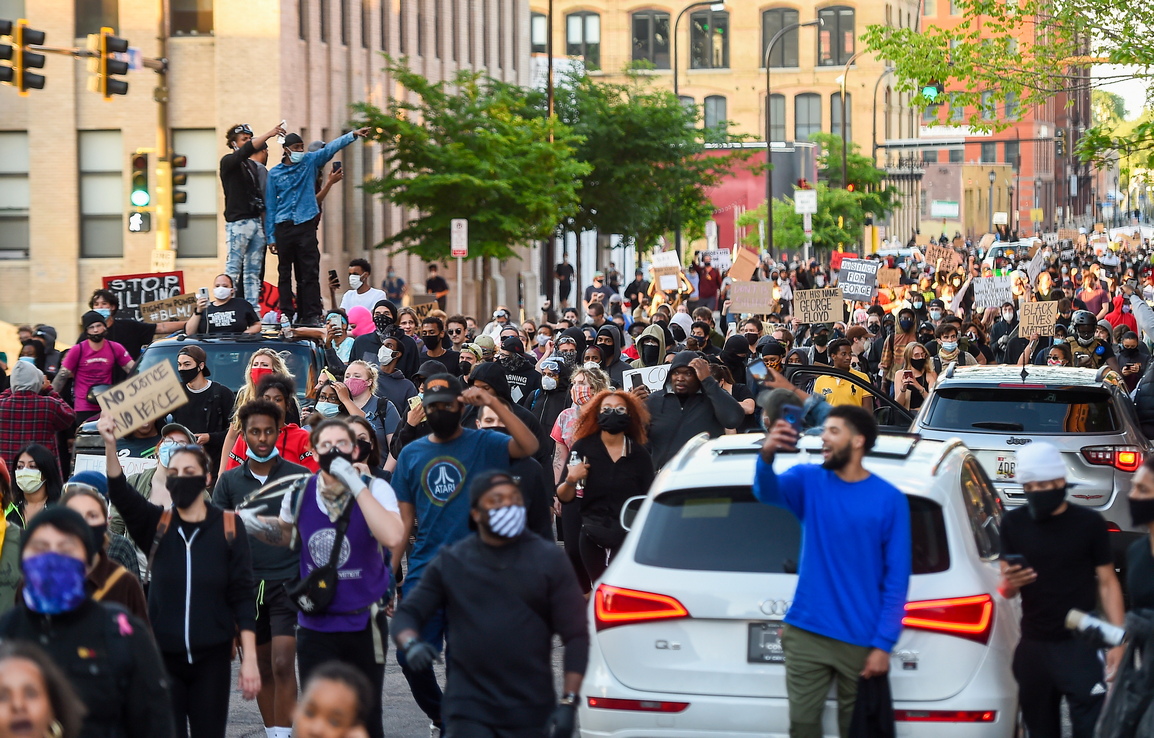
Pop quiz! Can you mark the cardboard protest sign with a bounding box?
[1057,228,1078,242]
[699,249,732,273]
[95,361,189,439]
[1094,223,1105,233]
[795,288,842,324]
[728,281,776,315]
[102,271,185,321]
[837,258,880,302]
[728,247,759,282]
[1026,247,1048,285]
[877,268,903,287]
[652,266,681,292]
[139,294,198,324]
[926,244,962,272]
[622,364,670,393]
[409,295,439,319]
[978,234,995,251]
[1019,300,1058,337]
[971,276,1013,310]
[652,251,681,269]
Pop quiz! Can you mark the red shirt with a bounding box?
[226,423,318,472]
[0,388,75,476]
[694,264,723,299]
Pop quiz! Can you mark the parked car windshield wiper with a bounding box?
[971,421,1024,431]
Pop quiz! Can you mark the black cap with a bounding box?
[421,373,464,406]
[501,336,525,354]
[468,470,519,507]
[21,506,97,564]
[81,311,106,329]
[929,298,946,309]
[283,132,303,147]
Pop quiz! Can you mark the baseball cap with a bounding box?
[422,373,464,406]
[593,271,605,279]
[178,345,211,377]
[474,335,496,356]
[282,133,303,147]
[501,336,525,354]
[160,422,196,443]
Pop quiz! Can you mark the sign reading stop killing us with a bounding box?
[95,361,189,438]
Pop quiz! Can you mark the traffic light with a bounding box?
[797,178,811,190]
[3,19,46,94]
[128,211,151,233]
[846,183,856,193]
[130,151,149,207]
[921,81,945,104]
[171,154,188,204]
[1055,129,1065,158]
[86,27,128,99]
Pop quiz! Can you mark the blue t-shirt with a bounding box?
[392,428,511,586]
[753,460,911,652]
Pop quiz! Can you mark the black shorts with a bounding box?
[254,579,298,645]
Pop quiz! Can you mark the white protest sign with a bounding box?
[95,361,189,438]
[971,276,1013,310]
[700,249,732,273]
[1026,247,1048,285]
[728,281,776,314]
[837,259,880,302]
[795,288,842,324]
[622,364,670,393]
[652,251,681,269]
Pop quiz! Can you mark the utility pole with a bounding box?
[152,0,174,270]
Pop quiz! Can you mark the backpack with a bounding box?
[146,508,236,582]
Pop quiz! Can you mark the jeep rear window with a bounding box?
[923,388,1119,434]
[633,486,948,575]
[135,344,317,402]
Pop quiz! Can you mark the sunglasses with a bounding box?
[600,406,628,416]
[447,328,463,335]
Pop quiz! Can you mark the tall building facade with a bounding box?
[0,0,529,330]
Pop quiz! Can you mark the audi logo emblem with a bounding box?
[760,599,791,617]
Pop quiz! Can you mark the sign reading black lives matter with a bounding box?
[796,288,842,324]
[837,258,880,301]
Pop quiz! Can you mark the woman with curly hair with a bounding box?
[557,389,655,583]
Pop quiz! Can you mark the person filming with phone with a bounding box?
[186,274,261,335]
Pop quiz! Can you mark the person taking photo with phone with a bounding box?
[185,274,261,335]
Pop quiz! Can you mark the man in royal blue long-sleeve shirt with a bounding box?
[265,127,371,325]
[753,404,910,738]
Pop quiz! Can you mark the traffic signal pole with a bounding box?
[153,0,174,266]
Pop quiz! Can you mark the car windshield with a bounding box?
[634,486,948,575]
[135,342,317,402]
[923,387,1119,434]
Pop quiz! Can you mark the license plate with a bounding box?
[748,622,785,663]
[996,454,1016,480]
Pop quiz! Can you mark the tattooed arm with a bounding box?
[237,510,293,547]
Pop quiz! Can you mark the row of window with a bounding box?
[531,7,856,71]
[760,93,853,142]
[924,92,1019,124]
[921,141,1020,166]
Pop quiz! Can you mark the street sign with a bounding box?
[794,190,817,215]
[803,212,813,235]
[450,218,468,258]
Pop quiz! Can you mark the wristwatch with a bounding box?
[559,692,579,707]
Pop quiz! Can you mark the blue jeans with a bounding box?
[397,585,446,727]
[225,217,266,311]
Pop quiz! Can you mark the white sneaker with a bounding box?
[429,723,442,738]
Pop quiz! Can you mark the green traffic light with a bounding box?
[922,85,939,101]
[131,189,150,207]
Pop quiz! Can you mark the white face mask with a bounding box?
[348,274,363,289]
[15,469,42,493]
[1002,311,1014,321]
[815,275,826,287]
[540,376,558,391]
[288,150,306,164]
[377,347,396,366]
[536,333,549,346]
[212,286,232,301]
[583,361,601,370]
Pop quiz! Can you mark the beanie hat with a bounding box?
[20,506,97,563]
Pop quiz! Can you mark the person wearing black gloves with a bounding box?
[392,472,587,738]
[100,415,261,738]
[0,506,176,738]
[169,345,236,471]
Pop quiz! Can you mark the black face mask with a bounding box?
[87,332,105,343]
[640,343,660,366]
[867,323,880,335]
[167,475,206,509]
[426,408,462,439]
[813,334,829,347]
[318,447,355,474]
[1025,485,1067,521]
[89,522,107,544]
[899,318,914,331]
[745,333,758,347]
[178,367,201,384]
[373,313,393,332]
[1130,497,1154,527]
[597,343,615,364]
[597,412,630,435]
[422,335,440,350]
[355,438,374,464]
[459,362,473,377]
[909,357,926,371]
[558,350,578,366]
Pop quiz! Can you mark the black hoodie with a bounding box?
[720,335,752,386]
[526,361,572,467]
[596,324,628,388]
[348,300,421,379]
[462,363,552,469]
[645,351,744,469]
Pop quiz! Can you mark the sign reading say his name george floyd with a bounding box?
[795,288,842,324]
[837,258,880,301]
[102,271,185,322]
[95,361,189,439]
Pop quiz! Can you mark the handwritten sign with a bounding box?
[1026,247,1048,285]
[795,288,842,324]
[1094,223,1105,233]
[409,295,439,320]
[139,293,198,324]
[728,247,759,282]
[622,364,670,393]
[652,251,681,269]
[652,266,681,292]
[728,281,776,315]
[877,268,902,287]
[971,276,1013,310]
[926,244,962,272]
[1019,300,1058,337]
[95,361,189,439]
[837,258,879,302]
[1057,228,1078,242]
[699,249,732,273]
[102,271,185,321]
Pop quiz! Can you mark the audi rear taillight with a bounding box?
[587,697,689,712]
[1082,445,1142,472]
[594,584,689,631]
[902,594,994,644]
[895,710,996,722]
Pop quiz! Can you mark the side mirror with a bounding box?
[620,495,646,532]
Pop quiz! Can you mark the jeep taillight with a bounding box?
[1082,445,1142,473]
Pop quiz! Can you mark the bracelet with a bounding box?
[559,692,578,707]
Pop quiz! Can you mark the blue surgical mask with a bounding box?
[157,441,178,468]
[315,401,342,417]
[18,356,35,364]
[247,445,280,463]
[941,341,958,352]
[94,308,111,319]
[289,150,306,164]
[22,552,87,615]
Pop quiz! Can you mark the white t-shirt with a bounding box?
[279,475,400,524]
[340,287,389,314]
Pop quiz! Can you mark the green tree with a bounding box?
[554,69,751,257]
[736,184,864,254]
[352,58,590,305]
[1093,90,1128,130]
[811,132,900,221]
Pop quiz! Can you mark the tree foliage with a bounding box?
[811,132,901,221]
[553,69,751,254]
[351,58,590,262]
[737,184,867,254]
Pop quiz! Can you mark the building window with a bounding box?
[483,0,490,65]
[173,129,218,259]
[0,131,29,259]
[320,0,329,41]
[340,0,349,44]
[498,0,504,67]
[452,0,460,59]
[531,11,546,53]
[511,1,517,70]
[380,0,389,49]
[362,0,370,47]
[566,11,599,70]
[948,92,963,123]
[79,130,123,259]
[923,0,935,15]
[980,91,995,119]
[980,143,996,163]
[922,103,937,123]
[795,93,821,142]
[768,93,786,142]
[704,95,727,132]
[417,0,424,55]
[949,0,960,13]
[631,10,670,69]
[885,88,892,139]
[1004,141,1019,167]
[831,92,851,139]
[300,0,308,39]
[171,0,212,35]
[949,148,963,163]
[398,0,405,52]
[76,0,118,36]
[817,7,854,66]
[690,9,728,69]
[435,0,443,58]
[468,0,475,63]
[762,9,799,68]
[922,149,938,163]
[1005,92,1019,118]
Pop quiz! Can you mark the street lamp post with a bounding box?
[837,51,864,190]
[764,18,821,258]
[673,1,725,98]
[1008,184,1015,237]
[870,67,895,168]
[987,170,996,233]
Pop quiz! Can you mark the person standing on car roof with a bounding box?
[999,442,1124,738]
[221,122,283,311]
[754,406,911,738]
[168,346,236,471]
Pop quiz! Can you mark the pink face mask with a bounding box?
[571,385,593,406]
[344,377,370,397]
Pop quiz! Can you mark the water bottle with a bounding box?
[280,314,293,340]
[568,451,585,497]
[1066,609,1126,647]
